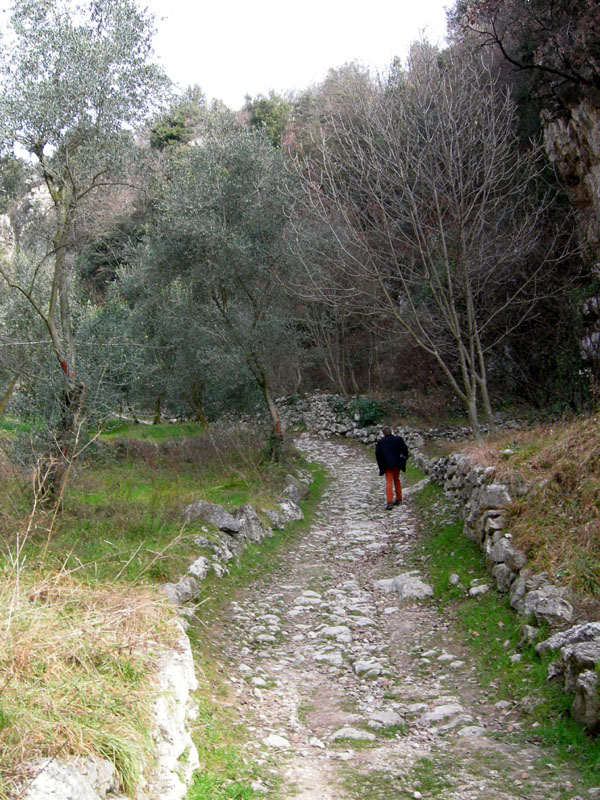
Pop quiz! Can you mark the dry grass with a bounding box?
[463,413,600,604]
[0,572,177,798]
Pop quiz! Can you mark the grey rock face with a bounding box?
[235,504,269,542]
[536,622,600,657]
[24,758,109,800]
[151,623,200,799]
[182,500,241,533]
[572,670,600,732]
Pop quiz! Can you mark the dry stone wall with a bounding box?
[416,450,600,734]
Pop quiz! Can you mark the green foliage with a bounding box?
[0,0,169,155]
[0,0,169,489]
[244,91,291,147]
[350,397,385,428]
[149,86,207,150]
[121,110,304,422]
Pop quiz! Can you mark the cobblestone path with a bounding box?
[210,434,589,799]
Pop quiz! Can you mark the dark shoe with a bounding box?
[394,498,402,505]
[385,502,394,510]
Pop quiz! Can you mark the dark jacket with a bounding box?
[375,433,409,475]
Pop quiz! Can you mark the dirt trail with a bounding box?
[208,434,588,799]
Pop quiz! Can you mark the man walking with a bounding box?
[375,426,409,510]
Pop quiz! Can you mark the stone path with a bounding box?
[210,434,589,799]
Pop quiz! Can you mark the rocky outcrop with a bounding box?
[23,757,127,800]
[542,99,600,369]
[543,99,600,257]
[23,623,199,800]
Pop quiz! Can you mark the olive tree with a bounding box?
[0,0,168,493]
[124,112,303,447]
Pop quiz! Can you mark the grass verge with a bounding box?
[0,575,176,798]
[0,421,323,799]
[411,475,600,784]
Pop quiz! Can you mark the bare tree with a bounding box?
[290,43,574,434]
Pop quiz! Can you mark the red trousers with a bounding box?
[385,467,402,503]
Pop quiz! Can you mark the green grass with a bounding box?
[100,419,206,440]
[185,694,263,800]
[412,475,600,783]
[0,422,325,799]
[405,756,454,796]
[1,422,312,587]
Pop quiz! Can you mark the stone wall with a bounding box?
[421,450,600,734]
[276,393,427,451]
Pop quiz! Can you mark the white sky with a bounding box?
[144,0,450,109]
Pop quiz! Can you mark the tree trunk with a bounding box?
[0,374,18,417]
[466,391,482,441]
[44,376,87,502]
[152,397,161,425]
[257,369,285,461]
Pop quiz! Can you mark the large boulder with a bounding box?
[234,504,270,543]
[182,500,241,533]
[536,622,600,657]
[572,670,600,732]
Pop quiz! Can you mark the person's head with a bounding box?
[382,426,392,436]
